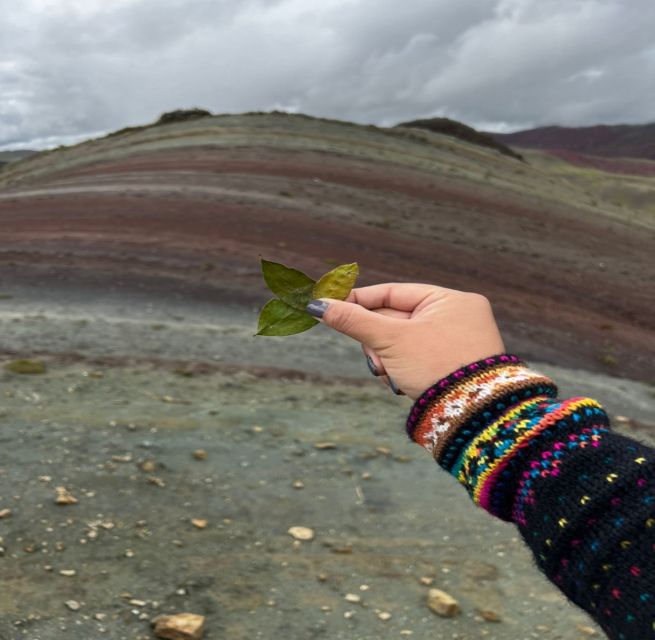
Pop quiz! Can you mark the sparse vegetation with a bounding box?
[5,359,47,374]
[395,117,524,161]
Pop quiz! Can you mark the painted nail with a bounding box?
[366,355,379,376]
[389,377,405,396]
[306,299,329,319]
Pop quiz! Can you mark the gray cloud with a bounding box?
[1,0,654,148]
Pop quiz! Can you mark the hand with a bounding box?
[308,283,505,400]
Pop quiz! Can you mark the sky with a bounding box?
[1,0,654,149]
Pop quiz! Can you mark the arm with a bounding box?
[308,284,655,640]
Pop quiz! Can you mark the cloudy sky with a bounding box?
[1,0,654,149]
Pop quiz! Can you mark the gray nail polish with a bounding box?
[366,355,379,376]
[389,377,404,395]
[306,299,329,319]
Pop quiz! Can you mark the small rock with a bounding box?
[147,476,166,487]
[55,487,78,505]
[94,613,107,621]
[0,508,11,519]
[129,599,147,607]
[343,611,355,619]
[419,576,434,586]
[192,449,207,460]
[111,454,133,463]
[314,442,337,450]
[151,612,205,640]
[344,593,361,604]
[140,460,158,473]
[59,570,76,577]
[427,588,460,618]
[288,526,314,541]
[378,611,392,621]
[375,446,392,456]
[331,546,353,554]
[478,609,502,623]
[317,573,328,582]
[191,519,208,529]
[615,415,631,424]
[361,472,372,480]
[576,625,598,636]
[292,480,304,489]
[65,600,81,611]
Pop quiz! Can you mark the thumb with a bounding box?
[307,298,396,345]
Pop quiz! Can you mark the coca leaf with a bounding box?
[313,262,359,300]
[256,299,319,336]
[261,259,316,310]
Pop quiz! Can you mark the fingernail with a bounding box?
[306,299,329,319]
[366,355,379,376]
[389,377,405,396]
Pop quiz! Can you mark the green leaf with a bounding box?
[256,299,319,336]
[260,259,316,311]
[313,262,359,300]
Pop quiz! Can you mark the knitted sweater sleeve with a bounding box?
[406,354,655,640]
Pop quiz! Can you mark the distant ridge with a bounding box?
[0,150,36,167]
[491,123,655,160]
[395,117,523,161]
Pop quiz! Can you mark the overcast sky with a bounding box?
[1,0,654,149]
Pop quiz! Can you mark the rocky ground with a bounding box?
[1,279,654,640]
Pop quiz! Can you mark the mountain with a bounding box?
[0,111,653,383]
[0,149,36,167]
[396,117,523,160]
[491,123,655,160]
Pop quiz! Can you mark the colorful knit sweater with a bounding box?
[406,354,655,640]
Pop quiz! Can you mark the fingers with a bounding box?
[316,299,400,346]
[345,283,446,313]
[361,344,386,376]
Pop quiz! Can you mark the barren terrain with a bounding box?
[0,113,653,639]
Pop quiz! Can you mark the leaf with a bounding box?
[256,299,319,336]
[313,262,359,300]
[260,259,316,310]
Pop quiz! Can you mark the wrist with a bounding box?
[406,354,560,469]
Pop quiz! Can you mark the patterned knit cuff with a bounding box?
[406,354,557,461]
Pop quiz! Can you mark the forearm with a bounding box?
[406,354,655,639]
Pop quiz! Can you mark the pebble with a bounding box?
[292,480,304,489]
[65,600,81,611]
[378,611,392,621]
[288,526,314,541]
[344,593,361,604]
[140,460,158,473]
[419,576,434,586]
[427,588,461,618]
[192,449,208,460]
[0,508,11,519]
[191,519,208,529]
[478,609,502,623]
[55,487,78,505]
[576,625,598,636]
[314,442,337,450]
[151,612,205,640]
[59,569,76,577]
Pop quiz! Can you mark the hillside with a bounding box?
[492,123,655,160]
[396,117,523,161]
[0,111,654,383]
